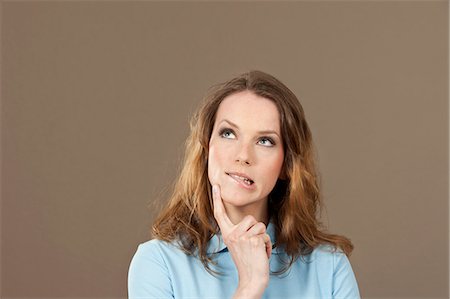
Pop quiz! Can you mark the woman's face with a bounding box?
[208,90,284,209]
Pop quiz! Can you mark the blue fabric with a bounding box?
[128,222,361,299]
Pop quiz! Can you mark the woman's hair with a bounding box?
[152,70,353,274]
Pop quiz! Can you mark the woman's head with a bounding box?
[190,71,315,219]
[153,70,353,274]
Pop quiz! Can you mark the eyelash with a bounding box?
[218,128,276,146]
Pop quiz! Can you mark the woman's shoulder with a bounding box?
[136,238,167,250]
[308,244,360,297]
[302,243,349,266]
[129,239,187,275]
[134,238,182,257]
[128,239,183,298]
[312,243,345,256]
[302,243,356,279]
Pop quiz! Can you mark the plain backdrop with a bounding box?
[1,1,448,299]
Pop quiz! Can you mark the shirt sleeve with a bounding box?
[332,252,361,299]
[128,242,174,299]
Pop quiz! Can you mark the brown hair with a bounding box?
[152,70,353,274]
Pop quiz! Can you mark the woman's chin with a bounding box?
[221,198,246,207]
[220,192,255,207]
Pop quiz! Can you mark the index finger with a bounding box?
[212,185,233,233]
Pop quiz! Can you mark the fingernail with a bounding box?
[212,185,218,194]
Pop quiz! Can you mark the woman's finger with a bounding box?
[262,233,272,259]
[212,185,233,232]
[245,221,266,236]
[234,215,259,235]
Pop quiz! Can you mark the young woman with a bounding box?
[128,70,361,299]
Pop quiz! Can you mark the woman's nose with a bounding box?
[235,142,253,165]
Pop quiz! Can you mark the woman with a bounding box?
[128,70,361,298]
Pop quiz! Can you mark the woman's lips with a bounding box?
[226,172,256,190]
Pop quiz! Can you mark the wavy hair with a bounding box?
[152,70,353,274]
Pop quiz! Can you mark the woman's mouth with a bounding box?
[226,172,255,189]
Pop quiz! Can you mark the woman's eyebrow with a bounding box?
[219,119,281,138]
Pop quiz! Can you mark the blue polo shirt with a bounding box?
[128,222,361,299]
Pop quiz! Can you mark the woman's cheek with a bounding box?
[207,145,221,185]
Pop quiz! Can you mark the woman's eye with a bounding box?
[258,137,275,146]
[218,128,275,146]
[219,129,235,139]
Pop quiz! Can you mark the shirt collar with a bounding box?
[206,221,283,255]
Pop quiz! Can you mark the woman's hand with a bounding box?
[212,185,272,299]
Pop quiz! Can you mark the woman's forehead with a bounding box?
[214,91,281,133]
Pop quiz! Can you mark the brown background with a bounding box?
[1,1,448,298]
